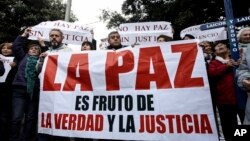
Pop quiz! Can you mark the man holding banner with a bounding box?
[36,28,72,73]
[37,28,72,141]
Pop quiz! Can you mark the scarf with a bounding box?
[215,56,229,64]
[25,55,38,99]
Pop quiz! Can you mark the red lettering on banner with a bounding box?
[55,114,62,129]
[41,113,52,128]
[53,114,103,131]
[182,114,193,133]
[43,55,61,91]
[200,114,212,133]
[68,114,77,130]
[77,114,86,130]
[105,50,134,91]
[138,114,212,134]
[146,115,155,133]
[63,54,93,91]
[171,43,204,88]
[41,113,45,127]
[176,115,182,133]
[193,114,200,133]
[86,114,94,131]
[42,43,205,92]
[136,47,172,89]
[156,115,166,133]
[165,115,174,133]
[62,114,69,130]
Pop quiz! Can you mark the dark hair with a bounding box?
[0,43,12,54]
[214,40,229,48]
[81,41,94,50]
[27,43,41,54]
[183,34,195,39]
[157,34,173,42]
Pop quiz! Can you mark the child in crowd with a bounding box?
[81,41,94,51]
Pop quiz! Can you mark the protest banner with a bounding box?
[0,54,14,82]
[200,16,250,31]
[38,40,218,141]
[29,20,92,45]
[118,22,173,45]
[180,24,227,42]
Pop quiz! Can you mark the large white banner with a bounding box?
[29,20,92,45]
[119,22,173,46]
[180,24,227,42]
[0,54,14,82]
[38,40,218,141]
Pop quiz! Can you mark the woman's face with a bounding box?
[81,43,91,51]
[28,46,40,56]
[214,43,228,55]
[1,45,13,56]
[240,29,250,44]
[201,42,212,54]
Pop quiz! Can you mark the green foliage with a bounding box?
[99,0,250,39]
[0,0,77,43]
[99,9,126,29]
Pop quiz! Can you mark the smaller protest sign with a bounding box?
[118,22,173,45]
[29,20,92,45]
[180,24,227,42]
[0,54,14,82]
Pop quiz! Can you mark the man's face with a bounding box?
[49,31,63,47]
[240,30,250,44]
[108,33,121,47]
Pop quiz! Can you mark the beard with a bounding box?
[50,40,61,49]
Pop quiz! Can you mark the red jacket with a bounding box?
[208,59,237,105]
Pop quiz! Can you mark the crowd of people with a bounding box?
[0,26,250,141]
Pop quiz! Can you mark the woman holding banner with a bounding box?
[9,27,41,141]
[0,42,17,141]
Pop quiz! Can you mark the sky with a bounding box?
[63,0,125,49]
